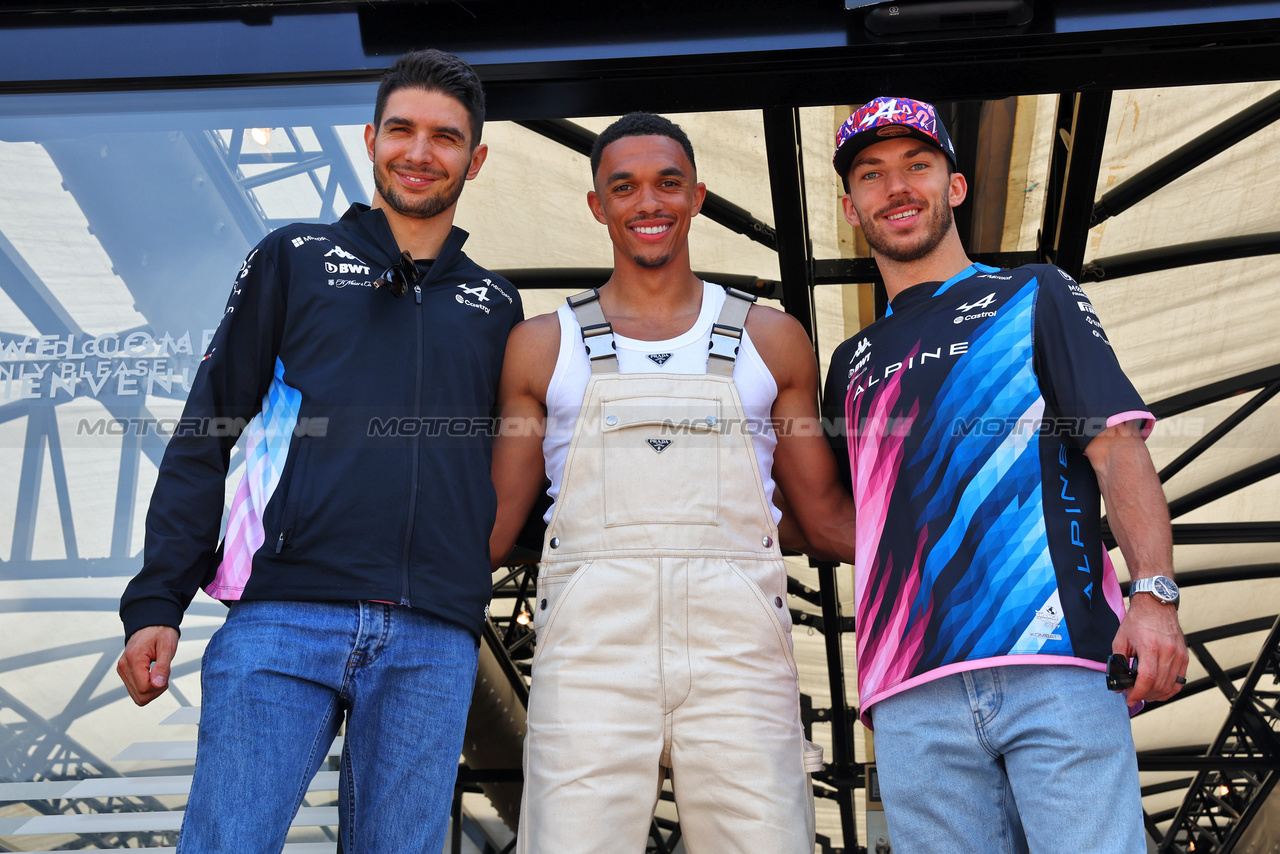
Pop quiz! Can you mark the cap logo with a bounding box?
[833,96,956,175]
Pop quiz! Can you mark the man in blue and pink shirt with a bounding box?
[823,97,1188,852]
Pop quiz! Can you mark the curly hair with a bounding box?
[590,112,696,179]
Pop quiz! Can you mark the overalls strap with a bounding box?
[707,287,757,376]
[566,288,618,374]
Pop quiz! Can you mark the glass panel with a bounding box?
[0,83,379,851]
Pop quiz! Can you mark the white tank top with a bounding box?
[543,281,781,524]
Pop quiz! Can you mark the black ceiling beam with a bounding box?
[940,100,984,249]
[762,106,818,343]
[1082,232,1280,282]
[1143,778,1195,798]
[1106,522,1280,549]
[1092,89,1280,227]
[494,268,779,299]
[1149,363,1280,420]
[1142,744,1212,758]
[1187,616,1279,647]
[1038,91,1112,279]
[1157,379,1280,484]
[1165,455,1280,520]
[1142,669,1243,712]
[1190,640,1242,703]
[514,118,779,252]
[1156,564,1280,589]
[813,252,1040,285]
[1138,756,1280,773]
[1121,566,1280,595]
[0,7,1278,108]
[1172,523,1280,545]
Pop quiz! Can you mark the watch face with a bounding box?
[1153,577,1178,600]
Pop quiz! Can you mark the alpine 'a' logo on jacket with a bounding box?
[647,439,672,453]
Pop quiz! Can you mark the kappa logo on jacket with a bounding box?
[848,336,872,378]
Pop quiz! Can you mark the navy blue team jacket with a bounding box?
[120,204,522,640]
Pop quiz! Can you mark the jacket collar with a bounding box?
[337,203,471,275]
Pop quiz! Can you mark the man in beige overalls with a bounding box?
[491,113,857,853]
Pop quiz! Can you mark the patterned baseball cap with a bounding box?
[832,96,957,178]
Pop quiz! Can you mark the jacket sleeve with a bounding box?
[119,243,286,641]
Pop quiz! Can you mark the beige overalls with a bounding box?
[517,288,820,854]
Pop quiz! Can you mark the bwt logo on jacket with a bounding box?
[325,261,371,275]
[322,244,370,276]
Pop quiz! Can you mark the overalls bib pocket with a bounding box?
[600,394,722,527]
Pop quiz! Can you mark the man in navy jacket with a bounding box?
[116,49,521,853]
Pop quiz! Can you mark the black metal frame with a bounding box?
[3,3,1280,853]
[1157,617,1280,853]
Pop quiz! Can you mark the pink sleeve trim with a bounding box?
[1107,410,1155,440]
[858,656,1106,729]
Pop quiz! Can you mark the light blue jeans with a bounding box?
[177,600,479,854]
[869,664,1146,854]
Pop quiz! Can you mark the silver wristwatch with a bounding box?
[1130,575,1180,608]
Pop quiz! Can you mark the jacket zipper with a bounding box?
[398,281,424,606]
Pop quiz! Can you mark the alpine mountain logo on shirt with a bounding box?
[323,245,370,276]
[324,245,363,262]
[953,292,999,324]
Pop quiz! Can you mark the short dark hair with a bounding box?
[374,49,486,145]
[590,112,696,180]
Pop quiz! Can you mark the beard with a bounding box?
[633,252,672,269]
[373,162,465,220]
[859,196,954,263]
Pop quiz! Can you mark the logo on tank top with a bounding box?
[646,439,672,453]
[647,353,672,365]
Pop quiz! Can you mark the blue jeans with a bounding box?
[178,600,479,854]
[869,664,1145,854]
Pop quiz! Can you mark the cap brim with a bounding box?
[832,126,951,178]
